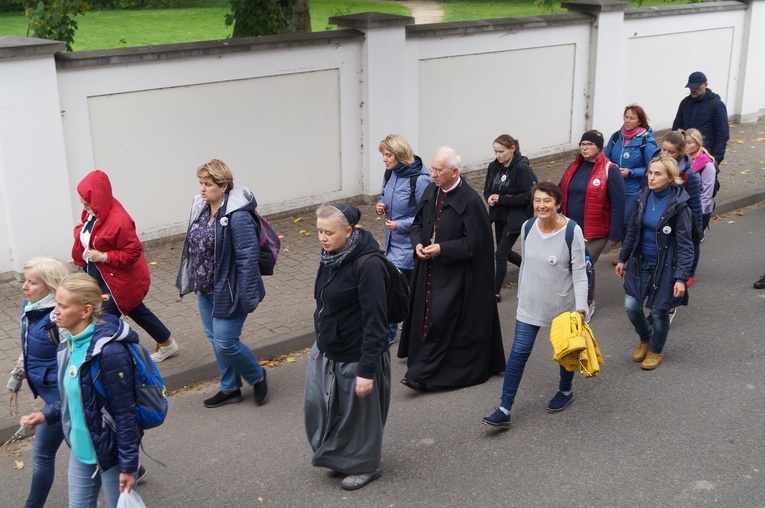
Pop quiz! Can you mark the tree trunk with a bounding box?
[290,0,311,32]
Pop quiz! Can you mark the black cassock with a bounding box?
[398,180,505,387]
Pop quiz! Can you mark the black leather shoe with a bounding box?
[754,275,765,289]
[203,389,243,408]
[253,371,269,406]
[400,377,426,392]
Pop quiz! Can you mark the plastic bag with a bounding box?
[117,490,147,508]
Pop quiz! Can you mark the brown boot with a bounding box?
[632,342,650,362]
[641,352,663,370]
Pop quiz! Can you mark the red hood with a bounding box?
[77,170,114,219]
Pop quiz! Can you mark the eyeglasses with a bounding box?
[579,142,596,148]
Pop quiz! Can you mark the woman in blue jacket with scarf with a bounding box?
[20,273,142,508]
[8,257,70,508]
[604,105,658,237]
[176,159,268,408]
[616,156,694,370]
[376,134,431,344]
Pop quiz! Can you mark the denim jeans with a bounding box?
[689,213,711,277]
[68,454,123,508]
[493,231,522,294]
[197,294,264,392]
[386,269,412,342]
[500,320,575,411]
[25,418,64,508]
[624,259,671,354]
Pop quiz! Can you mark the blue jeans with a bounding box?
[68,454,123,508]
[25,417,64,508]
[197,294,264,392]
[690,212,711,277]
[624,259,671,354]
[500,320,575,411]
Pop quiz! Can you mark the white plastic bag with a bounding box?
[117,489,147,508]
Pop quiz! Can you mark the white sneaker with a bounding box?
[668,308,676,324]
[151,340,180,363]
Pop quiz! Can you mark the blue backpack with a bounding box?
[90,342,169,430]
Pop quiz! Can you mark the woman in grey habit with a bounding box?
[304,203,391,491]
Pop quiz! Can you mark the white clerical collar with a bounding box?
[443,177,461,193]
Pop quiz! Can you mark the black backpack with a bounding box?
[671,202,702,252]
[353,251,410,323]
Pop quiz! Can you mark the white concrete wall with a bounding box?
[0,0,763,276]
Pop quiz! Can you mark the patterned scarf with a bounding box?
[320,229,361,269]
[620,125,647,146]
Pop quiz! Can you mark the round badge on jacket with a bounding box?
[592,179,601,187]
[663,226,672,235]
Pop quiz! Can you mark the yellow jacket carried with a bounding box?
[549,311,604,378]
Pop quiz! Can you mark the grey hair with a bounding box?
[316,205,350,228]
[435,146,461,171]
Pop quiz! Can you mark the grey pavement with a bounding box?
[0,189,763,506]
[1,119,764,444]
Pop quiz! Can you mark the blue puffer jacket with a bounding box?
[641,154,703,233]
[20,302,59,403]
[619,185,694,310]
[604,128,658,197]
[176,186,265,318]
[378,157,432,271]
[42,315,140,475]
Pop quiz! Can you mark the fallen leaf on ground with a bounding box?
[149,262,157,265]
[14,460,24,469]
[727,220,735,224]
[735,139,744,144]
[293,217,303,223]
[286,357,296,363]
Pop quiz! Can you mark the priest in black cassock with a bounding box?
[398,146,505,391]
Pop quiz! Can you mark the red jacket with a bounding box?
[560,152,615,240]
[72,170,151,315]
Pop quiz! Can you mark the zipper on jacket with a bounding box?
[226,278,234,303]
[316,268,334,348]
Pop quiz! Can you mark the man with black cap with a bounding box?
[672,71,730,163]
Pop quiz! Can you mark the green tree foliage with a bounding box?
[22,0,89,51]
[225,0,305,37]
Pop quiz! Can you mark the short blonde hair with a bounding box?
[378,134,415,167]
[58,273,107,321]
[649,156,683,185]
[196,159,234,193]
[685,128,705,148]
[24,257,72,293]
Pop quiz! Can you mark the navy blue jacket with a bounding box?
[177,186,265,319]
[640,154,703,233]
[619,185,694,310]
[672,89,730,163]
[42,315,140,475]
[20,303,59,403]
[314,229,390,379]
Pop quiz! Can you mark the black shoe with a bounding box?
[341,469,382,490]
[755,274,765,289]
[400,377,426,392]
[203,389,243,408]
[495,293,502,303]
[136,464,148,485]
[253,371,269,406]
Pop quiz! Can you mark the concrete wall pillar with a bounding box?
[0,37,76,277]
[329,13,415,196]
[736,0,765,123]
[562,0,630,135]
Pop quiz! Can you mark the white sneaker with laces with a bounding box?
[150,340,180,363]
[586,302,595,323]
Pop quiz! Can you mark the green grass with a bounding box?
[0,0,689,51]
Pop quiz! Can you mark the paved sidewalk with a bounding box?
[1,120,764,439]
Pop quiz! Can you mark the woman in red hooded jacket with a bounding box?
[72,170,180,362]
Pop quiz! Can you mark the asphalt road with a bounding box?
[1,204,763,508]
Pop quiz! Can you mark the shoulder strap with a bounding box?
[352,252,379,282]
[90,358,106,398]
[523,217,538,240]
[610,131,619,146]
[639,136,647,158]
[565,219,576,273]
[409,175,419,207]
[382,170,392,190]
[709,96,717,120]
